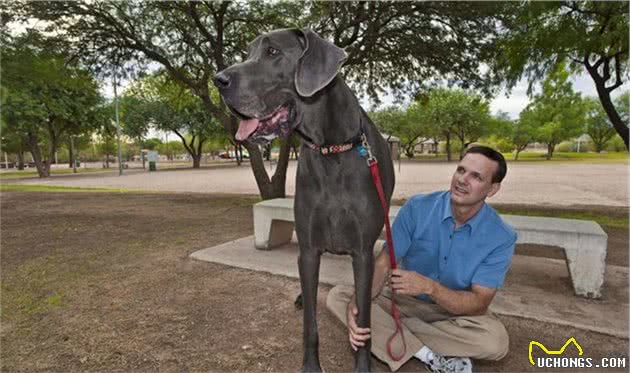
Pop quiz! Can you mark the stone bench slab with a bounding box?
[253,198,608,298]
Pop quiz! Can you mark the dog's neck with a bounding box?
[297,76,363,146]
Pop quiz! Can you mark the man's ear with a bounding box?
[487,183,501,198]
[295,29,348,97]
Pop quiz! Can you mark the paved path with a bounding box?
[191,235,629,338]
[17,160,629,207]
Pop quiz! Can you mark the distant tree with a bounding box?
[1,31,103,177]
[584,97,617,153]
[528,64,585,159]
[125,73,224,168]
[0,120,28,169]
[422,88,491,160]
[483,111,516,154]
[494,1,629,149]
[93,103,117,168]
[143,138,163,151]
[371,106,424,159]
[512,107,539,160]
[614,91,629,129]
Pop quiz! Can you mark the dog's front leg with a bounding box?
[352,251,374,373]
[298,250,322,373]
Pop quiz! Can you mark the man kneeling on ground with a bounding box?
[327,145,517,373]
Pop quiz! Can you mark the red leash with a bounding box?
[362,136,407,361]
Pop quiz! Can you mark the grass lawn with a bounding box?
[406,151,628,163]
[0,167,112,180]
[0,184,135,193]
[504,151,629,163]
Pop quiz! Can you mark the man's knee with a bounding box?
[325,285,353,321]
[476,317,509,361]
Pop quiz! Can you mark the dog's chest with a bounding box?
[295,155,382,253]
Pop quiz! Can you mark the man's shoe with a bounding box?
[424,353,473,373]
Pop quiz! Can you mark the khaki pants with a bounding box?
[326,285,509,371]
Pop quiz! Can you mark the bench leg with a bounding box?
[254,219,294,250]
[564,244,606,299]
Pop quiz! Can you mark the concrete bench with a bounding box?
[253,198,608,299]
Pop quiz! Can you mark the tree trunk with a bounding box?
[68,139,74,168]
[27,131,49,178]
[546,143,554,160]
[595,144,603,153]
[404,144,414,159]
[244,138,291,200]
[584,55,629,150]
[445,133,452,162]
[192,155,201,168]
[17,151,25,170]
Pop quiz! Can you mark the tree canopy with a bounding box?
[1,30,104,177]
[124,72,224,168]
[524,64,586,159]
[17,0,509,198]
[494,1,629,149]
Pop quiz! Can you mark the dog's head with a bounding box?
[214,29,347,144]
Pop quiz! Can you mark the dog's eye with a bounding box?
[267,46,279,56]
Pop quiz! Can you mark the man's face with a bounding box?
[450,153,501,208]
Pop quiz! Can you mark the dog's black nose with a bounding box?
[214,71,230,89]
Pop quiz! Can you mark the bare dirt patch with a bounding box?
[1,192,627,372]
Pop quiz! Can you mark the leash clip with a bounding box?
[360,134,377,166]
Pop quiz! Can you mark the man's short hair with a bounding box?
[463,145,507,183]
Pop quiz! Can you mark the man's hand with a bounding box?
[346,298,371,351]
[390,269,436,297]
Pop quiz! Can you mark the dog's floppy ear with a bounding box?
[295,29,348,97]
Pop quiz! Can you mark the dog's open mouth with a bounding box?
[234,104,292,144]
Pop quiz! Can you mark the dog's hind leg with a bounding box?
[352,250,374,373]
[298,250,323,373]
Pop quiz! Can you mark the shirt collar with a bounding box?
[443,191,487,233]
[442,192,453,222]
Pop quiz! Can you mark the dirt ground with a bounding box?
[1,192,628,372]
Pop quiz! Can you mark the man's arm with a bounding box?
[390,269,497,315]
[431,282,496,315]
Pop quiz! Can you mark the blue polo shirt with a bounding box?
[391,191,517,300]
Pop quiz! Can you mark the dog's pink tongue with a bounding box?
[235,119,259,141]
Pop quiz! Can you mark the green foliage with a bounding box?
[584,97,616,152]
[370,106,424,158]
[614,91,629,128]
[606,135,628,152]
[1,30,105,176]
[494,1,629,148]
[525,64,585,159]
[482,112,516,153]
[481,135,513,153]
[422,88,491,159]
[124,72,225,166]
[371,88,496,160]
[142,138,163,150]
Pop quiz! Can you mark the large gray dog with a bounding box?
[214,29,394,373]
